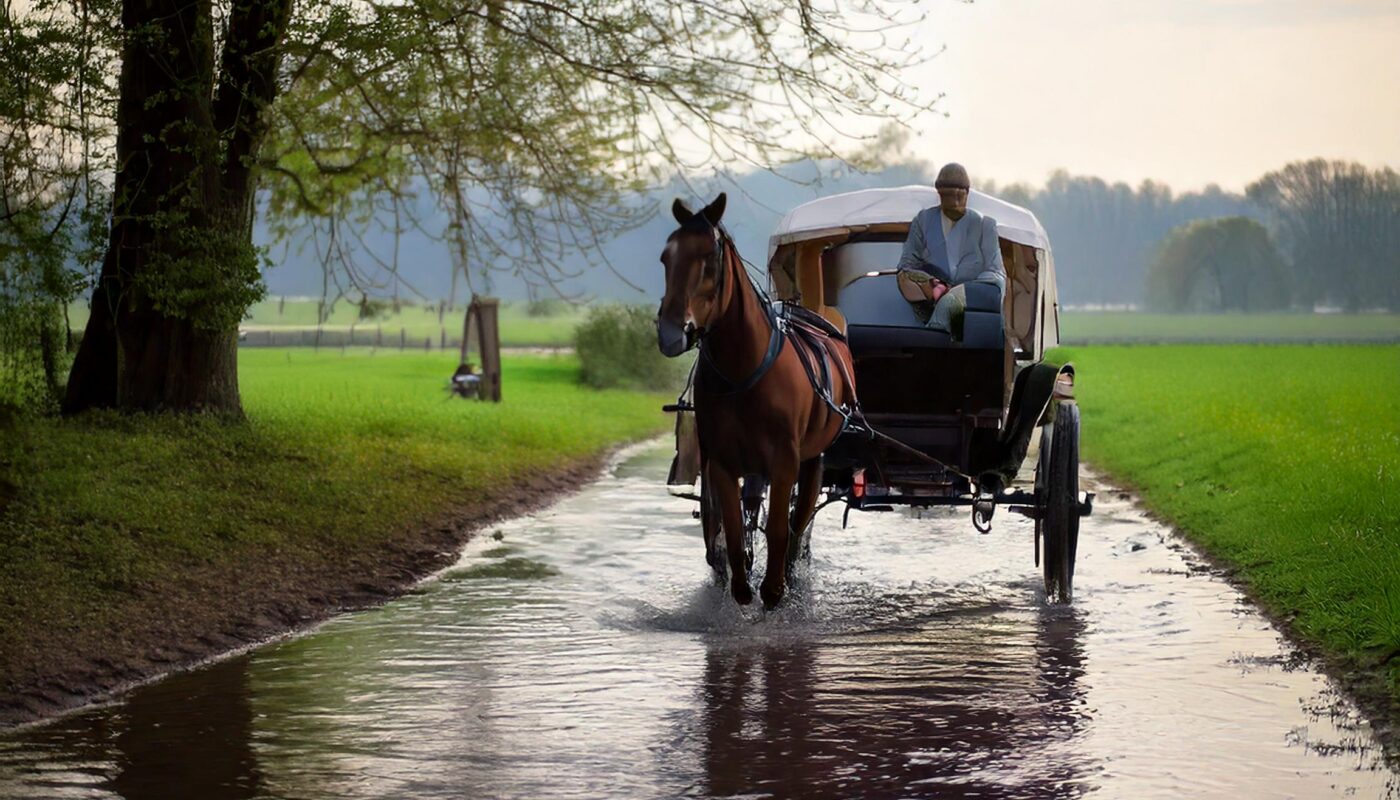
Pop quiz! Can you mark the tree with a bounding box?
[1145,217,1290,312]
[0,0,113,411]
[983,172,1258,307]
[4,0,935,415]
[1247,159,1400,312]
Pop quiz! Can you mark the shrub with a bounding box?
[575,304,686,390]
[0,295,70,415]
[357,297,391,321]
[525,298,570,317]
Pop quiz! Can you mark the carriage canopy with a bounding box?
[767,185,1050,260]
[765,185,1061,358]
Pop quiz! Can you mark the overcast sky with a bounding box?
[902,0,1400,191]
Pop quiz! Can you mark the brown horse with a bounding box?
[657,193,856,608]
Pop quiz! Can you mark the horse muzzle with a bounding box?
[656,316,692,358]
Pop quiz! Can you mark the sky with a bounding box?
[899,0,1400,191]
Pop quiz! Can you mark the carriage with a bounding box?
[666,186,1092,603]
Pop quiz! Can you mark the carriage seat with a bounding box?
[847,324,953,351]
[834,273,1004,351]
[960,280,1005,350]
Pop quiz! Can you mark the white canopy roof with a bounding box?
[767,185,1050,262]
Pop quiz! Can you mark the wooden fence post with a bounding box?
[460,295,502,402]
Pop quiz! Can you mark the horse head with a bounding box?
[656,193,728,357]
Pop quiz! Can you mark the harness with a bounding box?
[782,306,852,430]
[698,300,785,395]
[685,226,853,433]
[690,226,787,396]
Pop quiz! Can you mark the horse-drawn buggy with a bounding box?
[658,186,1092,608]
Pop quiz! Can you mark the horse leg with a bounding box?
[759,454,799,609]
[787,456,823,570]
[709,462,753,605]
[700,470,725,584]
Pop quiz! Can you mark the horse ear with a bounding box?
[701,193,727,226]
[672,198,694,224]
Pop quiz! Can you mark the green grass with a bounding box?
[235,299,587,347]
[66,299,589,348]
[1060,311,1400,343]
[1052,344,1400,701]
[0,350,667,665]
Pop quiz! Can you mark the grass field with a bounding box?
[1052,344,1400,704]
[1059,311,1400,343]
[67,299,590,348]
[62,303,1398,349]
[0,351,669,671]
[239,299,588,346]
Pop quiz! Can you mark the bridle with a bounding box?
[690,223,728,339]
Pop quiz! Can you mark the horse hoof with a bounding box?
[731,580,754,605]
[760,580,785,609]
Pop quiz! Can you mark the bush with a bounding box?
[0,297,70,415]
[357,297,391,321]
[525,298,570,317]
[574,304,686,390]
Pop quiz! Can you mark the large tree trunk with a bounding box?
[65,251,245,413]
[63,0,290,415]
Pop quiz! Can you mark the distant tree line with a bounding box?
[986,172,1259,307]
[988,161,1400,312]
[1246,160,1400,312]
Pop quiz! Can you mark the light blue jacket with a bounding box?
[896,206,1006,297]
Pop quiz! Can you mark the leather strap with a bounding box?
[699,299,784,395]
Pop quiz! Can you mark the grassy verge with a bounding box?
[1051,344,1400,708]
[1060,311,1400,343]
[69,300,589,347]
[0,350,667,696]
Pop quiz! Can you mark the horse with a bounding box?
[656,193,856,608]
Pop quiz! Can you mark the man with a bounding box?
[896,163,1006,333]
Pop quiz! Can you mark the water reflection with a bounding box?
[108,660,263,800]
[689,607,1091,799]
[0,657,263,800]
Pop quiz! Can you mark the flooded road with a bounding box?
[1,444,1395,799]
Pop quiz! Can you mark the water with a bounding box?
[0,444,1394,799]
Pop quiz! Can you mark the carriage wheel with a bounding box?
[700,475,732,585]
[1041,401,1081,603]
[710,475,817,581]
[786,487,815,571]
[701,474,759,585]
[741,478,813,574]
[741,478,764,573]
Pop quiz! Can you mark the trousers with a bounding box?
[924,283,967,334]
